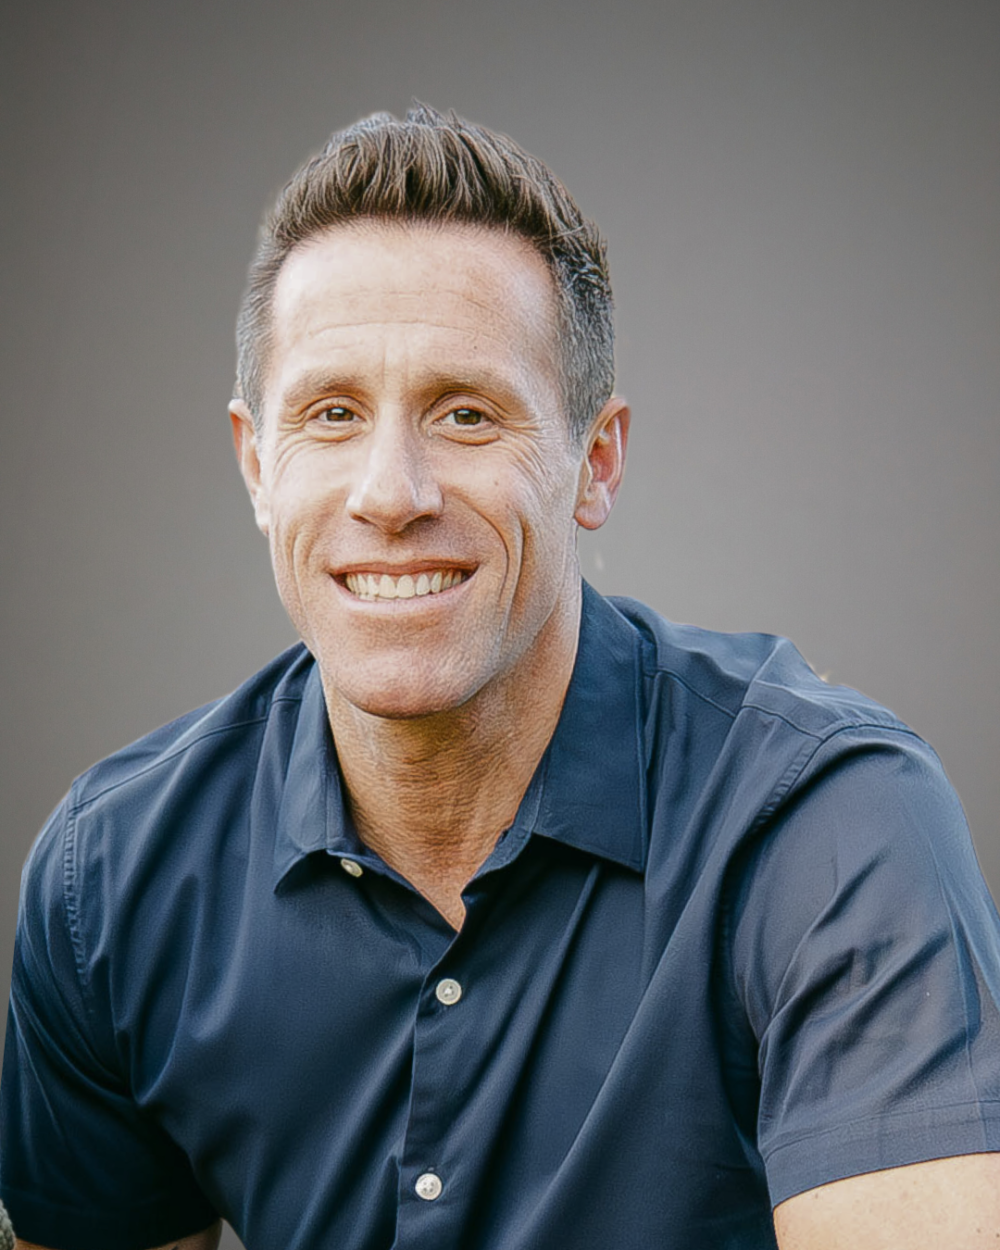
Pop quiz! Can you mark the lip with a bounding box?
[333,560,478,578]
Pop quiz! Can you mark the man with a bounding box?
[2,104,999,1250]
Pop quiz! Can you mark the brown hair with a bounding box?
[235,103,614,440]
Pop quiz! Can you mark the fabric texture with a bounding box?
[3,585,999,1250]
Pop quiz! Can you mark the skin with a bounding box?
[773,1154,1000,1247]
[21,221,996,1250]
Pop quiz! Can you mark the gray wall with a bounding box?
[2,3,997,1245]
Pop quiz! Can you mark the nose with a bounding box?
[345,416,443,533]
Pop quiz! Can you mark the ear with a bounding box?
[229,399,270,535]
[574,397,630,531]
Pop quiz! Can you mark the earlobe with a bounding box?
[574,398,630,531]
[229,400,270,535]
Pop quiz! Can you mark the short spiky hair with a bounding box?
[235,104,614,441]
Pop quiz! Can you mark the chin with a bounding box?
[322,659,484,722]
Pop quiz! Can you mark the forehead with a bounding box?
[265,222,562,402]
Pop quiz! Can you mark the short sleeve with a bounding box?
[728,727,1000,1206]
[0,794,218,1250]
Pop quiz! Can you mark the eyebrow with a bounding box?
[278,366,530,413]
[279,370,362,410]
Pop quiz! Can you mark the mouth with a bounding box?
[341,568,471,601]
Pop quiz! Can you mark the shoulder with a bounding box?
[604,593,920,803]
[592,591,978,927]
[67,643,314,812]
[19,644,316,940]
[606,592,902,737]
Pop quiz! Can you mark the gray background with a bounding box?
[2,2,997,1245]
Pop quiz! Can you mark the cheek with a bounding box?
[502,478,582,593]
[516,452,585,543]
[494,437,581,517]
[266,458,340,548]
[264,509,330,621]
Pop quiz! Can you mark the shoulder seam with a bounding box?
[640,662,739,723]
[68,712,283,812]
[745,719,930,834]
[61,785,93,1010]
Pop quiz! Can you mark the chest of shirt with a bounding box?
[103,825,769,1249]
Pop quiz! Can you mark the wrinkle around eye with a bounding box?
[434,406,501,441]
[301,404,365,436]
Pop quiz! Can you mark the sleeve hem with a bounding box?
[763,1100,1000,1207]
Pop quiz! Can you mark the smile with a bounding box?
[343,569,469,600]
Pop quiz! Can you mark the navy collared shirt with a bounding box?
[3,586,1000,1249]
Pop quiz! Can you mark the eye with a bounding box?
[316,405,356,423]
[440,406,492,428]
[452,407,483,425]
[434,404,499,443]
[306,404,363,436]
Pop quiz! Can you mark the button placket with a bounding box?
[401,974,465,1214]
[396,937,479,1236]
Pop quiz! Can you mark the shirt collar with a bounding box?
[271,581,648,888]
[270,666,349,886]
[523,583,647,871]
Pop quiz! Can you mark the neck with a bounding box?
[322,586,582,929]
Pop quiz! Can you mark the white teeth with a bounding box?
[345,569,466,600]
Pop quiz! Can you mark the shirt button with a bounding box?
[435,978,463,1006]
[415,1172,443,1200]
[340,858,363,878]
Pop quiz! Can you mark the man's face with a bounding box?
[232,222,625,720]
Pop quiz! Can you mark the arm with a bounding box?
[1,799,219,1249]
[773,1154,1000,1249]
[14,1222,223,1250]
[727,730,1000,1217]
